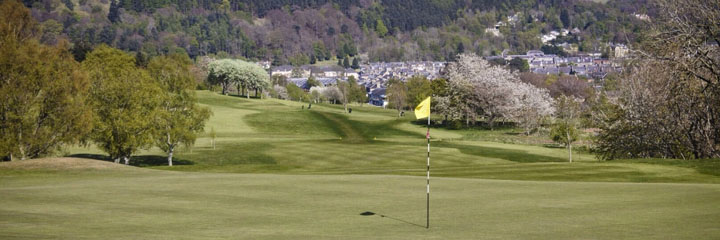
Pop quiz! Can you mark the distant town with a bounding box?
[267,47,626,107]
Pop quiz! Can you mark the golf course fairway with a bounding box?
[1,159,719,239]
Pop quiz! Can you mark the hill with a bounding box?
[23,0,650,63]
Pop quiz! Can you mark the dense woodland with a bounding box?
[22,0,650,64]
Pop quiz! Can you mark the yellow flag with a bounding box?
[414,97,431,119]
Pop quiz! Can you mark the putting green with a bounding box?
[1,160,718,239]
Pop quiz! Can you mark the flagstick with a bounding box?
[426,114,430,229]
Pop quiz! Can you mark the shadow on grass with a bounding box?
[68,154,194,167]
[360,211,425,228]
[434,142,567,163]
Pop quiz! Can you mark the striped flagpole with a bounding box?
[426,114,430,229]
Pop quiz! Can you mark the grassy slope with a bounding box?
[60,91,720,183]
[3,91,720,239]
[1,165,719,239]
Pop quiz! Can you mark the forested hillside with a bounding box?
[22,0,651,63]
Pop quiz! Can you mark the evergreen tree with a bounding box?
[343,55,350,68]
[560,9,571,29]
[108,0,120,23]
[351,58,360,69]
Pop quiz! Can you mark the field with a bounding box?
[1,91,719,239]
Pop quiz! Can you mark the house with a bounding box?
[344,69,359,79]
[368,88,387,107]
[614,44,629,59]
[271,65,294,77]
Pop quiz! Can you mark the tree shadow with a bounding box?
[434,142,567,163]
[68,154,194,166]
[359,211,426,228]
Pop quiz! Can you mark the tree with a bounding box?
[560,9,571,29]
[376,19,388,37]
[0,2,92,160]
[386,78,407,117]
[351,58,360,69]
[509,57,529,72]
[207,59,236,95]
[207,59,269,97]
[347,76,367,105]
[83,45,162,165]
[62,0,73,10]
[209,127,217,150]
[343,55,350,68]
[148,54,211,166]
[286,84,305,101]
[108,0,121,23]
[511,82,555,135]
[593,0,720,159]
[336,79,351,112]
[306,76,320,89]
[406,76,432,107]
[550,96,581,163]
[446,53,521,129]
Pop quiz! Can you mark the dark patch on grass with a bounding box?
[315,112,422,144]
[434,142,567,163]
[68,154,194,166]
[180,142,276,165]
[131,155,194,167]
[612,158,720,177]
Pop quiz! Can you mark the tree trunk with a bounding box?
[123,156,130,165]
[567,131,573,163]
[114,157,120,164]
[9,153,14,162]
[168,145,174,166]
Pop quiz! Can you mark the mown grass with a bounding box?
[3,90,720,239]
[1,167,718,239]
[60,90,720,183]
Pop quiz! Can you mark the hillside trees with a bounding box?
[148,54,211,166]
[0,0,92,161]
[84,46,162,165]
[593,0,720,159]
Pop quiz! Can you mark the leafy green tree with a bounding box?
[83,45,162,165]
[306,76,320,88]
[550,96,581,163]
[347,76,366,105]
[406,76,432,107]
[148,54,212,166]
[0,2,92,160]
[286,84,305,101]
[375,19,388,37]
[509,57,529,72]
